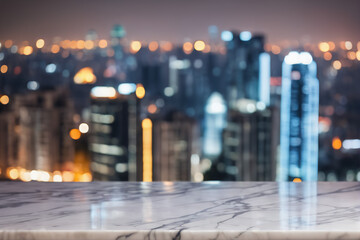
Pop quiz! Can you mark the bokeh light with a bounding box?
[98,39,108,48]
[323,52,332,61]
[23,46,33,55]
[333,60,342,70]
[0,65,8,74]
[51,44,60,54]
[130,41,142,53]
[74,67,97,84]
[271,45,281,54]
[147,104,157,114]
[344,41,352,50]
[136,84,145,99]
[69,129,81,140]
[332,137,342,150]
[0,95,10,105]
[36,39,45,48]
[194,40,206,51]
[318,42,330,52]
[183,42,193,54]
[79,123,89,134]
[148,41,159,52]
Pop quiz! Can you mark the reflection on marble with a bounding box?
[1,182,360,239]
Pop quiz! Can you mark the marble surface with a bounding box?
[1,182,360,239]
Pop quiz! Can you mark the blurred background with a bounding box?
[0,0,359,183]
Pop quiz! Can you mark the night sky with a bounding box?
[1,0,360,44]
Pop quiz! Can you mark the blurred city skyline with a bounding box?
[1,0,360,44]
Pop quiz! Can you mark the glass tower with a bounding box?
[279,52,319,181]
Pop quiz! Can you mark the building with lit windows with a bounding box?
[279,51,319,181]
[152,111,199,181]
[222,30,270,108]
[222,99,276,181]
[14,88,74,172]
[0,104,16,177]
[203,92,227,160]
[89,85,142,181]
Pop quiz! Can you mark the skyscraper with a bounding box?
[222,99,276,181]
[89,85,142,181]
[279,51,319,181]
[222,31,270,108]
[152,111,199,181]
[15,88,74,172]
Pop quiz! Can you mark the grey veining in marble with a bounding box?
[1,182,360,239]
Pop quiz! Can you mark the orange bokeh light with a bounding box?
[332,137,342,150]
[69,129,81,140]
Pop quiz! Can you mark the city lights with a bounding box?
[239,31,252,41]
[27,81,39,90]
[45,63,57,73]
[332,60,342,70]
[69,129,81,140]
[130,41,142,53]
[51,44,60,54]
[118,83,136,95]
[136,84,145,99]
[323,52,332,61]
[142,118,153,182]
[77,40,85,49]
[79,172,92,182]
[342,139,360,150]
[0,95,9,105]
[74,67,97,84]
[221,31,233,41]
[148,41,159,52]
[284,51,313,65]
[36,39,45,48]
[1,65,8,73]
[328,41,336,51]
[19,170,31,182]
[332,137,342,150]
[271,45,281,55]
[8,168,19,180]
[194,40,206,51]
[98,39,108,48]
[4,40,13,48]
[53,171,63,182]
[160,41,172,51]
[344,41,352,50]
[91,86,117,98]
[1,13,360,186]
[164,87,174,97]
[183,42,193,54]
[318,42,330,52]
[84,40,94,50]
[347,51,356,60]
[293,178,302,182]
[147,104,157,114]
[79,123,89,133]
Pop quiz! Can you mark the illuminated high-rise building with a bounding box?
[14,89,75,172]
[152,112,199,181]
[279,51,319,181]
[89,84,142,181]
[222,31,270,107]
[0,103,16,176]
[222,99,276,181]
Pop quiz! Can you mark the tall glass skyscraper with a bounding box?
[222,31,270,108]
[279,52,319,181]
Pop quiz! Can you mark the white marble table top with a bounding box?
[1,182,360,239]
